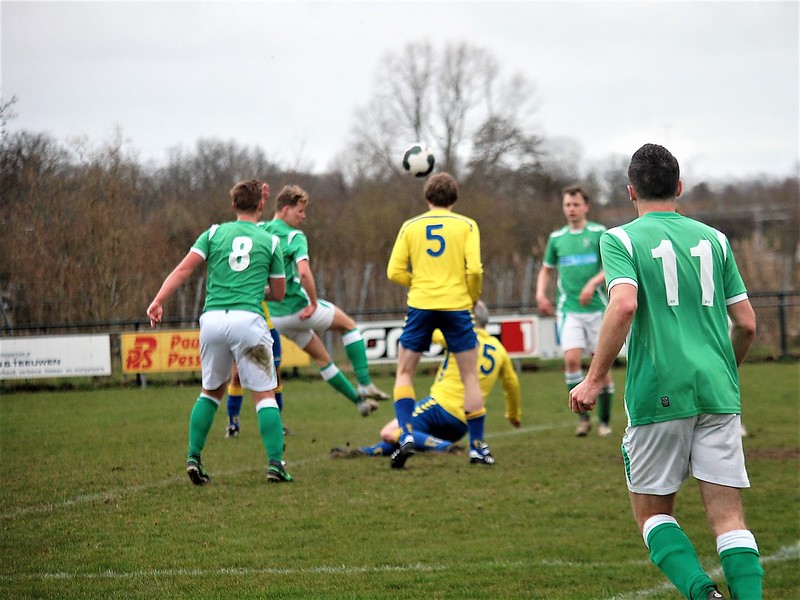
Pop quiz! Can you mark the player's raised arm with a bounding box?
[147,251,204,327]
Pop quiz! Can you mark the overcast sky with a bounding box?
[2,1,798,183]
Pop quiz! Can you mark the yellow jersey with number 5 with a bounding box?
[387,208,482,310]
[430,328,521,424]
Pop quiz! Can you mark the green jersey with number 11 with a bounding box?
[601,212,747,426]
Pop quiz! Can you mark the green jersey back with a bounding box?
[542,222,607,313]
[191,220,285,316]
[601,212,748,425]
[261,219,311,316]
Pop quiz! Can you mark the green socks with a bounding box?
[320,362,360,403]
[645,516,716,600]
[565,370,583,391]
[188,394,287,470]
[645,518,764,600]
[598,384,614,424]
[256,401,284,464]
[187,395,219,460]
[718,530,763,599]
[343,328,370,386]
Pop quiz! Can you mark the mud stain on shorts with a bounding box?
[245,345,274,376]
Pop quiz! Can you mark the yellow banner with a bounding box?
[121,330,309,374]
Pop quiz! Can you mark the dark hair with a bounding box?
[229,180,262,211]
[561,184,590,203]
[424,172,458,207]
[275,185,309,211]
[628,144,680,200]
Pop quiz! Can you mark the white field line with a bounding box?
[0,420,574,521]
[1,544,797,583]
[0,563,451,581]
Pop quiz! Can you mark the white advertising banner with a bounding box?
[358,315,563,364]
[0,335,112,380]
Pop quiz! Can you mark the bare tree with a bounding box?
[0,96,18,139]
[345,41,541,180]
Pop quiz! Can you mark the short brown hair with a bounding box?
[424,172,458,207]
[275,185,309,211]
[561,184,590,203]
[229,180,262,211]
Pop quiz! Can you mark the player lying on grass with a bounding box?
[330,301,521,465]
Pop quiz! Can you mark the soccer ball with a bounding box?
[402,143,435,178]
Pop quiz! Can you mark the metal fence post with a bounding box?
[777,291,788,359]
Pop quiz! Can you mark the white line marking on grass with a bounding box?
[603,541,800,599]
[4,544,796,584]
[2,421,572,521]
[487,420,575,439]
[0,479,182,520]
[0,460,314,521]
[2,563,450,581]
[0,559,599,582]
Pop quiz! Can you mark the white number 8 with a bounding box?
[229,236,253,272]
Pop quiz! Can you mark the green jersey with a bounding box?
[601,212,748,426]
[262,219,311,316]
[191,220,285,316]
[542,222,607,313]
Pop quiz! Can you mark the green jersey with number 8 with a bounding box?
[601,212,747,426]
[191,221,284,316]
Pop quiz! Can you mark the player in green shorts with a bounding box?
[536,185,614,437]
[569,144,762,600]
[147,180,292,484]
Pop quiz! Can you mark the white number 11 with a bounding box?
[651,239,715,307]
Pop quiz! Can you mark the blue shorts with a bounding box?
[399,308,477,353]
[270,327,282,367]
[412,397,467,443]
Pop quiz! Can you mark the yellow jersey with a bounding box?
[260,301,274,329]
[430,328,521,424]
[387,208,482,310]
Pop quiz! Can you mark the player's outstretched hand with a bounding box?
[147,302,163,328]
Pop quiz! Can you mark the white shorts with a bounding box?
[621,414,750,495]
[557,311,603,354]
[270,299,336,349]
[199,310,276,392]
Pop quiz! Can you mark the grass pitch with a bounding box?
[1,362,798,599]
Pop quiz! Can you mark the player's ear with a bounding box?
[627,185,637,203]
[675,180,683,198]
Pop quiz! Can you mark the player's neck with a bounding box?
[635,200,676,217]
[236,211,260,223]
[567,218,587,232]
